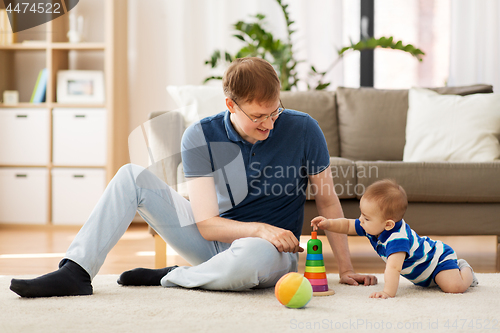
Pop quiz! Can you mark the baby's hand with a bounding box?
[310,216,329,231]
[369,291,393,299]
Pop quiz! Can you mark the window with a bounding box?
[373,0,451,89]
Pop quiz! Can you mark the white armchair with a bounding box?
[146,110,186,268]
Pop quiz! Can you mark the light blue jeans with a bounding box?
[64,164,298,291]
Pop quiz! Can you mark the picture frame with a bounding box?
[3,90,19,105]
[56,70,105,104]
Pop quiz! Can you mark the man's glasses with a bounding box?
[233,100,285,123]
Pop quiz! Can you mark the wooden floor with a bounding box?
[0,223,497,276]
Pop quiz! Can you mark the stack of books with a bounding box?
[0,9,16,45]
[31,68,48,104]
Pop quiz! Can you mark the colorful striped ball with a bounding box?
[275,272,313,309]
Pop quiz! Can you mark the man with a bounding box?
[10,57,376,298]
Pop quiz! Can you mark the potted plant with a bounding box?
[204,0,424,91]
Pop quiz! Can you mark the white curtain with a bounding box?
[448,0,500,90]
[162,0,346,89]
[127,0,354,131]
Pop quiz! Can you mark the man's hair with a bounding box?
[222,57,280,105]
[362,179,408,222]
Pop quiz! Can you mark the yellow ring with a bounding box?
[305,266,325,273]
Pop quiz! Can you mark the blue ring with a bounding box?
[306,253,324,260]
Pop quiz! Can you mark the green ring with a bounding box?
[305,260,324,267]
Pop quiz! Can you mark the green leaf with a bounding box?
[204,50,222,68]
[338,46,351,55]
[233,34,245,42]
[203,76,223,83]
[237,45,258,58]
[394,40,404,50]
[234,21,244,31]
[379,36,392,47]
[336,36,425,61]
[354,40,367,50]
[366,38,378,48]
[315,83,331,90]
[404,44,415,52]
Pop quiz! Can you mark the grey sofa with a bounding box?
[149,85,500,271]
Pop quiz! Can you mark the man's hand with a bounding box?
[369,291,393,299]
[339,271,378,286]
[254,223,304,253]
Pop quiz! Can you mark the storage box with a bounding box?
[0,109,50,165]
[52,168,106,225]
[52,108,107,166]
[0,168,48,224]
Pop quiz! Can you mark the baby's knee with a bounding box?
[439,280,468,294]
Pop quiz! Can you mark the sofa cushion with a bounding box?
[404,88,500,162]
[280,91,339,156]
[336,85,494,161]
[306,157,357,200]
[354,161,500,202]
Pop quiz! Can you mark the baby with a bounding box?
[311,179,478,298]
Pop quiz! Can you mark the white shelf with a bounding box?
[0,0,129,225]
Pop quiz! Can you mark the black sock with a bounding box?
[117,266,178,286]
[10,260,92,298]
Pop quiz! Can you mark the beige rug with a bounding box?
[1,274,499,333]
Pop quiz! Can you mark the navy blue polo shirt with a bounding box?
[180,109,330,239]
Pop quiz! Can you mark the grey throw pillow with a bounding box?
[336,84,494,161]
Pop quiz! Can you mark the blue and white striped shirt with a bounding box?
[355,219,456,286]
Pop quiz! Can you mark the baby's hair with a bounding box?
[362,179,408,222]
[222,57,281,106]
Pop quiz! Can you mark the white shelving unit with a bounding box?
[0,0,129,225]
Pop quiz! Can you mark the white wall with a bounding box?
[126,0,350,134]
[126,0,287,133]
